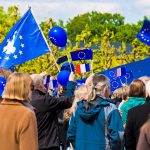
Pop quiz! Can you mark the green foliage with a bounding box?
[0,6,150,79]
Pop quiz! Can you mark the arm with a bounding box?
[125,110,136,150]
[107,106,124,150]
[19,110,38,150]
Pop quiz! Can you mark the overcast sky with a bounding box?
[0,0,150,24]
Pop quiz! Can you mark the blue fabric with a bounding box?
[0,9,49,68]
[137,19,150,46]
[70,49,93,61]
[57,55,68,64]
[67,95,124,150]
[101,58,150,92]
[65,81,76,96]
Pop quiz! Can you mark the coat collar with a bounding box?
[1,99,24,106]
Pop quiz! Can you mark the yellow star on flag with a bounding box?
[19,35,23,40]
[21,43,24,48]
[13,55,18,59]
[19,50,23,55]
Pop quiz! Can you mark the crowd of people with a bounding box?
[1,68,150,150]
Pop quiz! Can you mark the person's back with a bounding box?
[0,100,38,150]
[67,74,124,150]
[0,73,38,150]
[125,102,150,150]
[30,73,75,150]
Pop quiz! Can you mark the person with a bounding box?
[124,80,150,150]
[30,73,76,150]
[120,79,146,125]
[64,84,93,149]
[137,119,150,150]
[67,74,124,150]
[0,72,38,150]
[111,84,129,109]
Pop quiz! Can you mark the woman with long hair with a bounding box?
[0,72,38,150]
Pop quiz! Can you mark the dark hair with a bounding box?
[129,79,145,98]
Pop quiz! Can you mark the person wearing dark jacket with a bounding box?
[125,99,150,150]
[30,73,76,150]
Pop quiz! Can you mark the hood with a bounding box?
[77,96,109,122]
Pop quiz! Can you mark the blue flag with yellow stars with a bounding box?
[0,8,50,68]
[70,49,93,61]
[137,19,150,46]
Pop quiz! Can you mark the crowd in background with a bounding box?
[1,68,150,150]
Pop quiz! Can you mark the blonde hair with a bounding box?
[112,85,129,100]
[64,85,95,121]
[3,73,33,101]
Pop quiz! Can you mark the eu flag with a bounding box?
[0,8,50,68]
[70,49,93,61]
[137,19,150,46]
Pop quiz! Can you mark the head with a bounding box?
[139,76,150,85]
[146,80,150,97]
[129,79,145,98]
[92,74,110,98]
[75,84,94,101]
[3,72,33,101]
[111,85,129,101]
[30,74,44,90]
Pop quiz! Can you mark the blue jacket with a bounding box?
[67,95,124,150]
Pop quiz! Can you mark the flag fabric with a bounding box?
[70,49,93,61]
[75,63,90,74]
[0,77,6,96]
[43,75,50,89]
[49,80,58,90]
[57,55,68,64]
[137,19,150,46]
[115,67,126,77]
[0,8,49,68]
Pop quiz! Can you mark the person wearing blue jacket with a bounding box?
[67,74,124,150]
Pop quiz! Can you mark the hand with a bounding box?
[85,74,94,86]
[69,72,76,82]
[40,71,47,77]
[50,76,56,80]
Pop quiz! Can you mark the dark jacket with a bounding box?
[125,101,150,150]
[30,81,75,149]
[67,95,124,150]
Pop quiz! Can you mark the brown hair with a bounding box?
[3,73,33,101]
[129,79,145,98]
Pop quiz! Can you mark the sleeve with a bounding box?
[124,110,136,150]
[107,107,124,150]
[65,81,76,96]
[19,110,38,150]
[67,111,77,148]
[43,95,74,111]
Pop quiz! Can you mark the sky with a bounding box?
[0,0,150,24]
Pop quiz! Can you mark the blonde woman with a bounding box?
[0,73,38,150]
[67,74,124,150]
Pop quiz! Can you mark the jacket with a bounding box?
[120,97,146,124]
[125,101,150,150]
[30,81,75,149]
[0,100,38,150]
[67,95,124,150]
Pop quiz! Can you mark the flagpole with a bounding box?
[65,52,73,72]
[30,8,60,72]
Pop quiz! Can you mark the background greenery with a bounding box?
[0,6,150,78]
